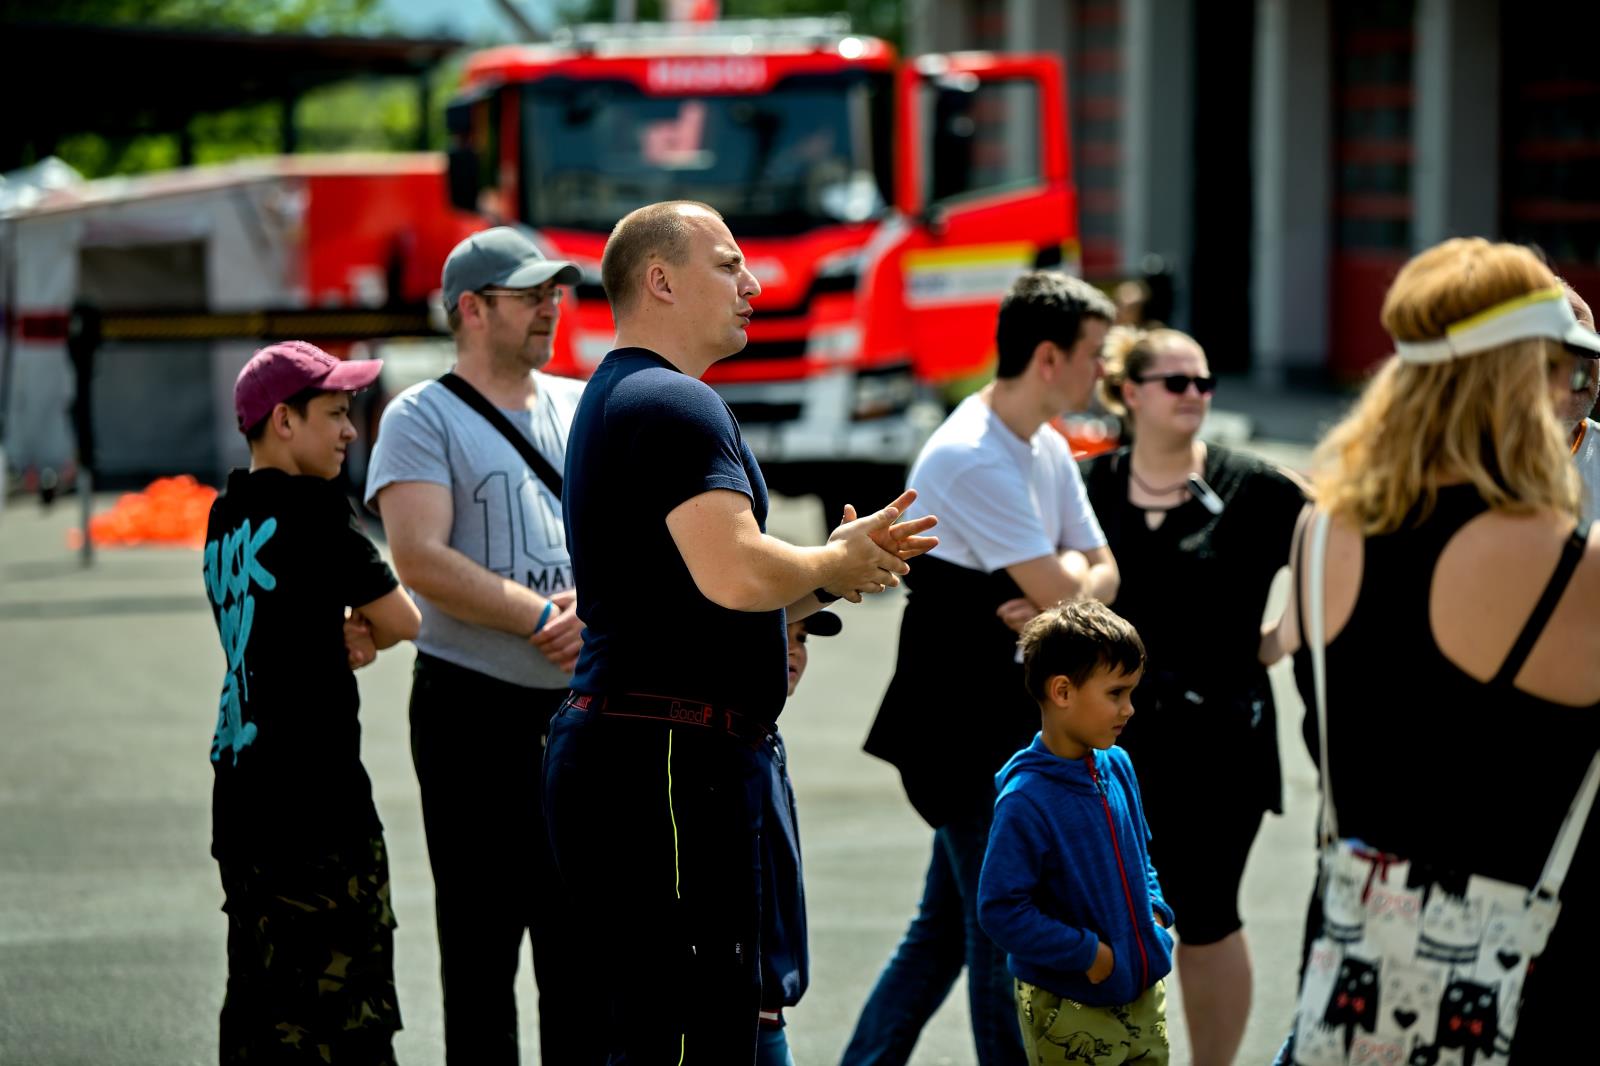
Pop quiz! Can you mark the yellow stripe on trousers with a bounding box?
[668,729,686,1065]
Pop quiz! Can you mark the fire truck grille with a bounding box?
[724,337,808,362]
[725,401,803,424]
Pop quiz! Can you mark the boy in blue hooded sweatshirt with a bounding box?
[977,600,1175,1064]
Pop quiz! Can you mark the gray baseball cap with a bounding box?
[442,226,581,312]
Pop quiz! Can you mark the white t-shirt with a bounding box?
[905,393,1106,573]
[1576,418,1600,525]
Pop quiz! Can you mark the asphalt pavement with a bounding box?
[0,448,1322,1066]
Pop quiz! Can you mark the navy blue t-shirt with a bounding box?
[564,347,788,721]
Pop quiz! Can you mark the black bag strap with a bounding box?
[436,372,563,499]
[1491,518,1592,686]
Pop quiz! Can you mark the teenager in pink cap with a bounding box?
[205,340,420,1064]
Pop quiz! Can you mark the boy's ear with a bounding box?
[270,402,296,439]
[1047,674,1073,707]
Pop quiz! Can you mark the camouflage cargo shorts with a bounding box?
[217,834,401,1064]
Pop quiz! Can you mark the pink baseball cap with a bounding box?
[234,341,383,431]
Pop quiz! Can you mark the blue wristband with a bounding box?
[533,600,555,635]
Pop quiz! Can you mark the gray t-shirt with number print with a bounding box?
[365,371,584,690]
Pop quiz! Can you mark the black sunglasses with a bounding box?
[1131,372,1217,396]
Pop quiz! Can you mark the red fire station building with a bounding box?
[915,0,1599,384]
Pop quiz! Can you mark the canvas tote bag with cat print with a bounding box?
[1292,511,1600,1066]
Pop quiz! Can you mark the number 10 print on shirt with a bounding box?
[473,471,571,593]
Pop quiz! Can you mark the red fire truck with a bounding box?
[1,19,1077,515]
[443,17,1078,512]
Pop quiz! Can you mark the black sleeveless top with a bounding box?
[1081,445,1306,815]
[1292,486,1598,1053]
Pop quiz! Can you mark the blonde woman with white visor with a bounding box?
[1267,238,1600,1062]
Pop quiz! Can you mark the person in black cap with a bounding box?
[756,608,841,1066]
[365,226,602,1064]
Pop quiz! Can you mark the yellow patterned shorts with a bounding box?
[1014,978,1168,1065]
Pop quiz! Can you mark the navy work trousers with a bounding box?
[544,701,766,1065]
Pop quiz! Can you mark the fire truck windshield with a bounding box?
[522,72,893,237]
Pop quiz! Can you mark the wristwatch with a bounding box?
[813,587,841,604]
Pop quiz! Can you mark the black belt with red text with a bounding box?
[563,691,776,746]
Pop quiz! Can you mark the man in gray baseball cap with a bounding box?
[365,222,602,1062]
[441,225,581,315]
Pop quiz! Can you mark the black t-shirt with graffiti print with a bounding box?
[203,467,398,860]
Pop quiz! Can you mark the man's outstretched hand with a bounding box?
[818,490,939,603]
[839,488,939,562]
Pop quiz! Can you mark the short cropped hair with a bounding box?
[995,272,1116,379]
[1019,600,1146,701]
[243,385,323,442]
[600,200,723,317]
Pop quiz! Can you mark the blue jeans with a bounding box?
[840,811,1024,1066]
[757,1024,796,1066]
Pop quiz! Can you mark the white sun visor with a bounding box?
[1394,287,1600,364]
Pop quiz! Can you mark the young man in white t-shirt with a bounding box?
[848,272,1120,1066]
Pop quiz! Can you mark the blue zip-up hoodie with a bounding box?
[977,735,1175,1006]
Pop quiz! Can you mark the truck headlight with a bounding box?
[807,324,861,364]
[853,366,916,421]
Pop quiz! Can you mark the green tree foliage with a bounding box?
[11,0,464,179]
[6,0,382,33]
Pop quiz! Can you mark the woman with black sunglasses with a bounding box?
[1078,325,1305,1066]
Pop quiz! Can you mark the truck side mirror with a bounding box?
[447,147,480,213]
[445,98,474,138]
[445,93,499,216]
[929,78,977,204]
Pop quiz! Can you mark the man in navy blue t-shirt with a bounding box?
[549,200,938,1062]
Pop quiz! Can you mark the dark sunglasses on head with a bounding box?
[1131,372,1217,395]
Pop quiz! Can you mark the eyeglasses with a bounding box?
[1566,358,1595,393]
[478,285,564,307]
[1131,372,1217,395]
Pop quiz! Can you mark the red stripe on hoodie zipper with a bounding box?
[1086,753,1150,990]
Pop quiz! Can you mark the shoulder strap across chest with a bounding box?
[437,372,563,499]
